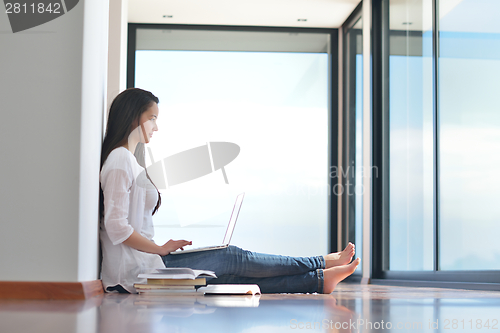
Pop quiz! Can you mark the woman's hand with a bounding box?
[122,231,192,256]
[160,239,192,256]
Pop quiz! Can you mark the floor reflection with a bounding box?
[1,284,499,333]
[99,293,355,333]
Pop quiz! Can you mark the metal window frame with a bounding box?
[340,4,363,281]
[371,0,390,279]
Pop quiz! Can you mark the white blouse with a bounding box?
[100,147,165,293]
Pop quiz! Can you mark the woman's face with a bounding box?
[139,102,159,144]
[129,102,159,146]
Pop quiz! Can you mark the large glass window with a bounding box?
[375,0,500,282]
[132,28,331,257]
[388,0,434,271]
[438,0,500,270]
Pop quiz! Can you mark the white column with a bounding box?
[78,0,110,282]
[361,0,373,284]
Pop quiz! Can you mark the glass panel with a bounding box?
[134,30,330,257]
[389,0,434,270]
[354,18,363,269]
[343,16,363,271]
[439,0,500,270]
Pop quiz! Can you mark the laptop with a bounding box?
[170,193,245,255]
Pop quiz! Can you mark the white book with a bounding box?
[138,268,217,280]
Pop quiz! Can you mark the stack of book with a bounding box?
[134,268,217,296]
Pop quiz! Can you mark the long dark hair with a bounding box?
[99,88,162,219]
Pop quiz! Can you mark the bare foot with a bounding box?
[322,258,360,293]
[324,242,355,268]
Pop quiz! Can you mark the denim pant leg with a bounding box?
[162,245,325,293]
[208,270,324,294]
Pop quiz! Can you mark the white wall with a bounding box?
[0,0,108,282]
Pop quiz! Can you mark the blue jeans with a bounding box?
[161,245,325,294]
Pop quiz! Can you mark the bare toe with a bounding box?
[325,243,356,268]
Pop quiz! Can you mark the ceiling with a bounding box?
[389,0,464,32]
[128,0,362,29]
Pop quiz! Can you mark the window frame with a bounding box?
[340,4,363,280]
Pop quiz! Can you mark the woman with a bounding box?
[100,88,360,294]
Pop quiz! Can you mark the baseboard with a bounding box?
[370,279,500,291]
[0,280,104,300]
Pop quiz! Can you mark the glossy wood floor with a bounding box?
[1,284,500,332]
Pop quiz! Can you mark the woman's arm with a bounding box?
[122,230,192,256]
[102,150,191,256]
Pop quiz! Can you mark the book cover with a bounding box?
[146,278,207,286]
[134,284,196,290]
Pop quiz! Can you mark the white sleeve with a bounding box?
[101,157,135,246]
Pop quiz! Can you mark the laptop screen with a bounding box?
[222,193,245,245]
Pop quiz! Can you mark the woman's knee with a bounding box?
[226,245,242,252]
[226,245,251,257]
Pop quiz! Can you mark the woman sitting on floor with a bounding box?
[99,88,360,294]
